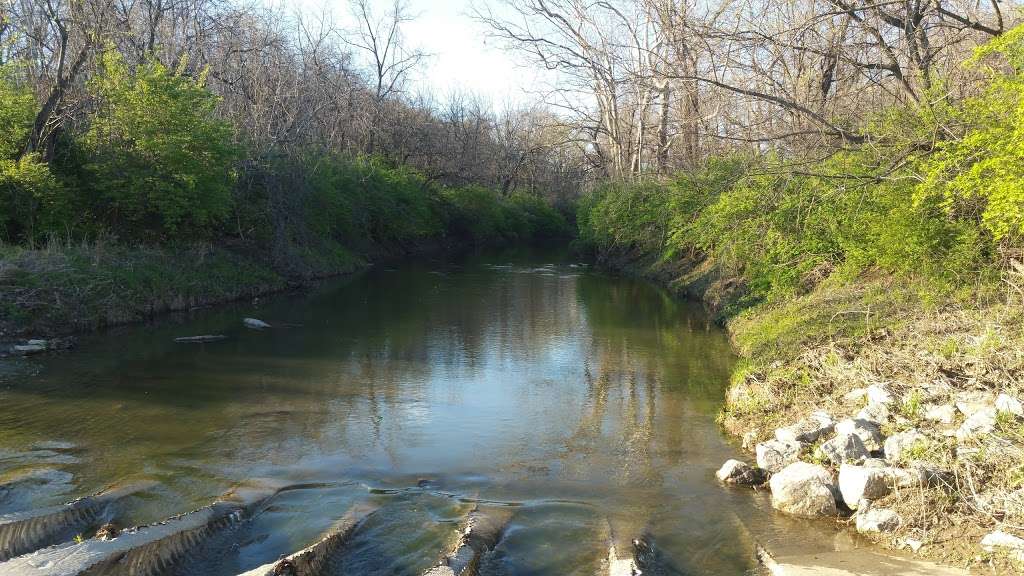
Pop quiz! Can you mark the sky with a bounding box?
[284,0,544,108]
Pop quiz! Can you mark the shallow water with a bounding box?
[0,248,844,574]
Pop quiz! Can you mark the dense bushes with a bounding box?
[578,151,1000,306]
[0,66,65,244]
[0,50,567,258]
[81,51,239,240]
[918,27,1024,243]
[577,30,1024,307]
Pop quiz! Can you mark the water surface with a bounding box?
[0,249,842,574]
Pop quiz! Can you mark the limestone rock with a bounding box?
[742,430,759,451]
[769,462,838,518]
[857,402,890,425]
[839,464,892,509]
[838,464,926,509]
[996,393,1024,418]
[866,384,893,405]
[884,429,927,462]
[981,530,1024,560]
[775,412,834,444]
[956,407,997,442]
[923,404,957,424]
[836,419,885,453]
[856,505,901,534]
[816,433,868,465]
[715,459,767,486]
[756,439,802,473]
[955,391,993,418]
[843,388,868,404]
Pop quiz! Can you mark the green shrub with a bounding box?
[0,155,66,243]
[82,50,238,240]
[0,67,69,244]
[917,25,1024,243]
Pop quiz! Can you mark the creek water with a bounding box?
[0,248,843,575]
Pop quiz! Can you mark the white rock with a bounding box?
[844,388,868,403]
[715,459,767,486]
[856,505,901,534]
[923,404,957,424]
[996,394,1023,418]
[904,538,924,553]
[884,429,927,462]
[955,391,993,417]
[836,419,885,453]
[817,433,868,465]
[12,343,46,355]
[839,464,893,509]
[956,407,998,441]
[756,439,802,473]
[888,466,927,489]
[243,318,272,329]
[857,402,890,425]
[981,530,1024,552]
[775,413,834,444]
[769,462,838,518]
[866,384,893,405]
[742,430,759,451]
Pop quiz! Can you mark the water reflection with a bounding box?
[0,249,837,574]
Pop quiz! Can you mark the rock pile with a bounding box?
[717,383,1024,556]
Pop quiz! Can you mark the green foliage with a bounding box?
[238,152,569,266]
[917,25,1024,242]
[579,143,997,307]
[0,66,34,159]
[0,155,66,243]
[0,67,67,244]
[82,50,238,239]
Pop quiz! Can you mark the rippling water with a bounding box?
[0,248,843,574]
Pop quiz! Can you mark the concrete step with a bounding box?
[758,544,970,576]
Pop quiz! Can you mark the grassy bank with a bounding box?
[575,143,1024,571]
[1,154,571,338]
[581,192,1024,570]
[0,48,572,339]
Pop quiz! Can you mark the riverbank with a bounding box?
[0,242,333,340]
[589,247,1024,573]
[0,229,568,341]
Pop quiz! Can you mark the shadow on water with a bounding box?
[0,246,844,574]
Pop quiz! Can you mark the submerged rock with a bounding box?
[816,432,869,465]
[12,342,47,355]
[243,318,272,329]
[715,459,767,486]
[756,439,802,473]
[836,419,885,453]
[174,335,227,343]
[769,462,838,518]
